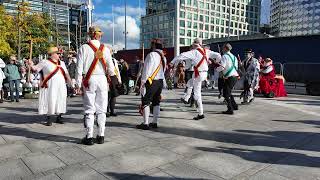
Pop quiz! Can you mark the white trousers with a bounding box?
[83,75,109,138]
[193,72,207,115]
[183,78,194,101]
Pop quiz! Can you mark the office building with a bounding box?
[271,0,320,36]
[141,0,261,48]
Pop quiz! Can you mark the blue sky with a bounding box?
[92,0,146,50]
[91,0,270,50]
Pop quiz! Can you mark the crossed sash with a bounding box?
[194,48,208,78]
[82,41,108,88]
[40,59,67,88]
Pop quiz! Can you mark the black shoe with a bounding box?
[10,99,14,102]
[222,110,234,115]
[110,113,117,117]
[82,137,94,145]
[193,114,205,120]
[180,98,189,104]
[106,113,110,117]
[241,101,250,105]
[149,123,158,128]
[45,116,52,126]
[15,99,19,102]
[136,123,149,130]
[96,135,104,144]
[233,106,239,111]
[55,115,64,124]
[0,99,3,103]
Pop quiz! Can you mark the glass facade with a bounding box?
[271,0,320,36]
[141,0,261,47]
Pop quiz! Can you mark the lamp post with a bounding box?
[174,0,180,56]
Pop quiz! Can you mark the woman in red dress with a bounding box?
[259,58,287,97]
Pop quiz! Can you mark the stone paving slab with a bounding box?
[51,146,95,165]
[0,143,31,160]
[0,159,32,180]
[0,89,320,180]
[22,153,66,174]
[56,164,107,180]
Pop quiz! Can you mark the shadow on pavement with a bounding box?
[273,119,320,128]
[0,125,80,144]
[105,172,209,180]
[196,146,320,167]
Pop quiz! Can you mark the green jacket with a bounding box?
[4,64,21,81]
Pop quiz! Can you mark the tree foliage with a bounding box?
[0,5,16,59]
[0,3,57,61]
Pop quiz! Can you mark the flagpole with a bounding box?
[112,5,115,48]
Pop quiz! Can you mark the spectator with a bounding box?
[0,58,5,103]
[119,59,130,95]
[4,55,21,102]
[67,56,77,97]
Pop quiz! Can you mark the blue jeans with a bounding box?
[9,80,20,101]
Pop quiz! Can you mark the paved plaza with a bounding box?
[0,89,319,180]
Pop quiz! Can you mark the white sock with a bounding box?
[143,106,150,124]
[197,98,203,115]
[85,114,95,138]
[152,106,160,123]
[184,87,193,101]
[97,113,106,137]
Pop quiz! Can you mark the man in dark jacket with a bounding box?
[4,55,21,102]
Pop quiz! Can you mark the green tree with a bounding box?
[0,5,16,60]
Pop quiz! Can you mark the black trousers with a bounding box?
[223,76,238,111]
[218,77,225,95]
[142,80,163,107]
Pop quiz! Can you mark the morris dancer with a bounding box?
[137,38,166,130]
[76,26,115,145]
[28,47,72,126]
[241,49,260,104]
[171,38,221,120]
[215,43,239,115]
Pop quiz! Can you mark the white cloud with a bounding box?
[93,16,140,51]
[113,6,145,19]
[93,5,144,50]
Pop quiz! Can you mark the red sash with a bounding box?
[82,41,107,88]
[41,59,67,88]
[194,48,208,78]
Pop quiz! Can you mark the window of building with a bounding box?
[193,31,198,37]
[200,15,203,21]
[180,11,185,18]
[187,30,192,36]
[180,38,185,45]
[205,16,209,23]
[193,22,198,29]
[194,14,198,20]
[187,0,191,5]
[205,24,209,31]
[187,21,192,28]
[180,29,185,36]
[200,32,203,38]
[199,23,203,30]
[187,38,192,45]
[180,20,185,27]
[187,12,192,19]
[200,2,204,8]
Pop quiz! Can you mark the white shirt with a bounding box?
[76,40,115,87]
[172,48,221,73]
[215,52,239,78]
[0,58,5,79]
[112,58,122,84]
[141,49,166,84]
